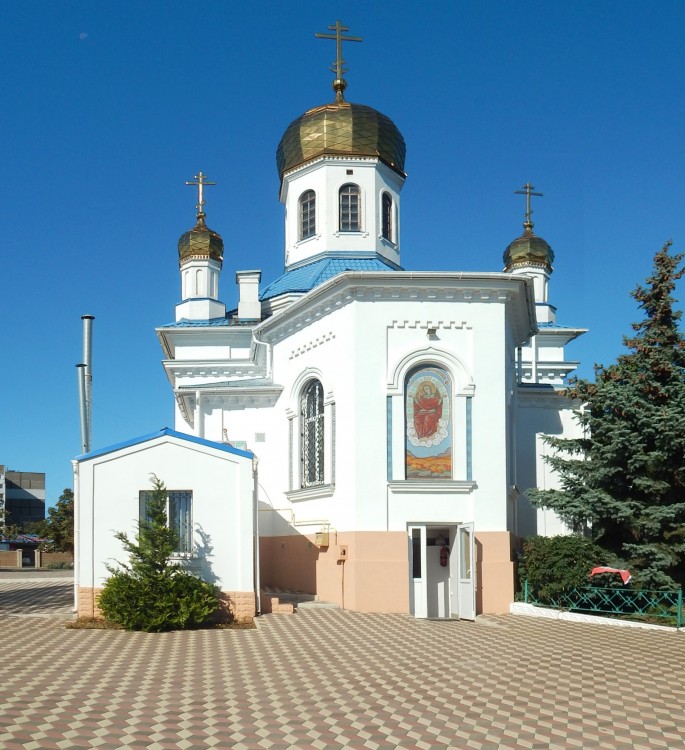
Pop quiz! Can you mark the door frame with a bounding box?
[408,522,477,620]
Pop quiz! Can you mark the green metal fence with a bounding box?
[523,581,683,628]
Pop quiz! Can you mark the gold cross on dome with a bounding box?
[185,171,216,215]
[514,182,543,230]
[316,20,362,102]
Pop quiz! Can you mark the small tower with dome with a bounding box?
[503,182,555,323]
[275,21,406,272]
[175,171,226,322]
[504,183,586,384]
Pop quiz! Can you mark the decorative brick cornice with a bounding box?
[259,273,535,347]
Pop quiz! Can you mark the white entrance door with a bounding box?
[457,522,476,620]
[408,525,427,618]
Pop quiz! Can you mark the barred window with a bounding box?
[339,184,360,231]
[139,490,193,555]
[299,190,316,240]
[301,379,324,486]
[382,192,393,242]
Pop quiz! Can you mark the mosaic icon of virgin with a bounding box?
[413,380,443,440]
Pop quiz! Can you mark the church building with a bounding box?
[75,21,585,620]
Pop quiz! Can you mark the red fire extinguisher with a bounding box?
[440,545,449,567]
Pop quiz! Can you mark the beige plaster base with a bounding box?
[218,591,256,621]
[78,587,255,622]
[260,529,516,616]
[259,535,319,594]
[475,531,516,614]
[78,587,103,619]
[260,531,410,613]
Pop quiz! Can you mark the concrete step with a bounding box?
[297,600,340,610]
[260,589,339,612]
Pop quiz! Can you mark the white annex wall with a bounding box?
[75,436,254,593]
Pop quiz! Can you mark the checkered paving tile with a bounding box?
[0,579,684,748]
[0,577,73,617]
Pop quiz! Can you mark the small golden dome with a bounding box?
[178,213,224,266]
[503,227,554,272]
[276,101,406,181]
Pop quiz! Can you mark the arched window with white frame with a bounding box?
[339,183,361,231]
[299,190,316,240]
[301,379,325,486]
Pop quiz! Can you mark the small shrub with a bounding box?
[46,561,74,570]
[98,475,220,632]
[518,535,615,604]
[99,569,220,632]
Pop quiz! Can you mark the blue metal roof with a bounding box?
[75,427,254,461]
[537,321,578,329]
[260,255,401,301]
[160,317,236,328]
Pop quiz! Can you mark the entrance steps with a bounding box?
[260,589,339,614]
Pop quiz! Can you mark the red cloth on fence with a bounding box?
[590,566,632,585]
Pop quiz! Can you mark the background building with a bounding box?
[3,471,46,529]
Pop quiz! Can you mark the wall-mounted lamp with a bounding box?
[427,327,438,338]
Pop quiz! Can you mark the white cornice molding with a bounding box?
[257,272,536,347]
[286,484,335,502]
[388,480,477,494]
[516,387,578,407]
[175,386,283,410]
[163,360,264,382]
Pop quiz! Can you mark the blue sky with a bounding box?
[2,1,685,507]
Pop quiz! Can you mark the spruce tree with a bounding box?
[528,242,685,588]
[98,475,220,631]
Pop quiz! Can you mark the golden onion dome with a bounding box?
[276,101,406,181]
[178,213,224,266]
[503,226,554,272]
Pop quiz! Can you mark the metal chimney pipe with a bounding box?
[76,363,89,454]
[81,315,94,450]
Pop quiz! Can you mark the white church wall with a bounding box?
[515,389,578,538]
[274,304,358,528]
[259,294,523,537]
[466,304,512,532]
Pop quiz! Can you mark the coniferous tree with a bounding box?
[98,475,219,631]
[528,242,685,588]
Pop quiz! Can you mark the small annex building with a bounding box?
[74,428,257,621]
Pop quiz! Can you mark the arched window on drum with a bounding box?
[405,366,452,479]
[299,190,316,240]
[339,184,361,232]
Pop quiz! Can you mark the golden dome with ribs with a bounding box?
[276,101,406,181]
[503,227,554,271]
[178,213,224,266]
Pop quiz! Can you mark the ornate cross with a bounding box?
[514,182,543,229]
[185,171,216,215]
[316,20,362,102]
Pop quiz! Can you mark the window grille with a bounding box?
[382,192,393,242]
[139,490,193,555]
[339,184,360,231]
[301,380,324,486]
[300,190,316,240]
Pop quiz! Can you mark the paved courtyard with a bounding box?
[1,575,684,749]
